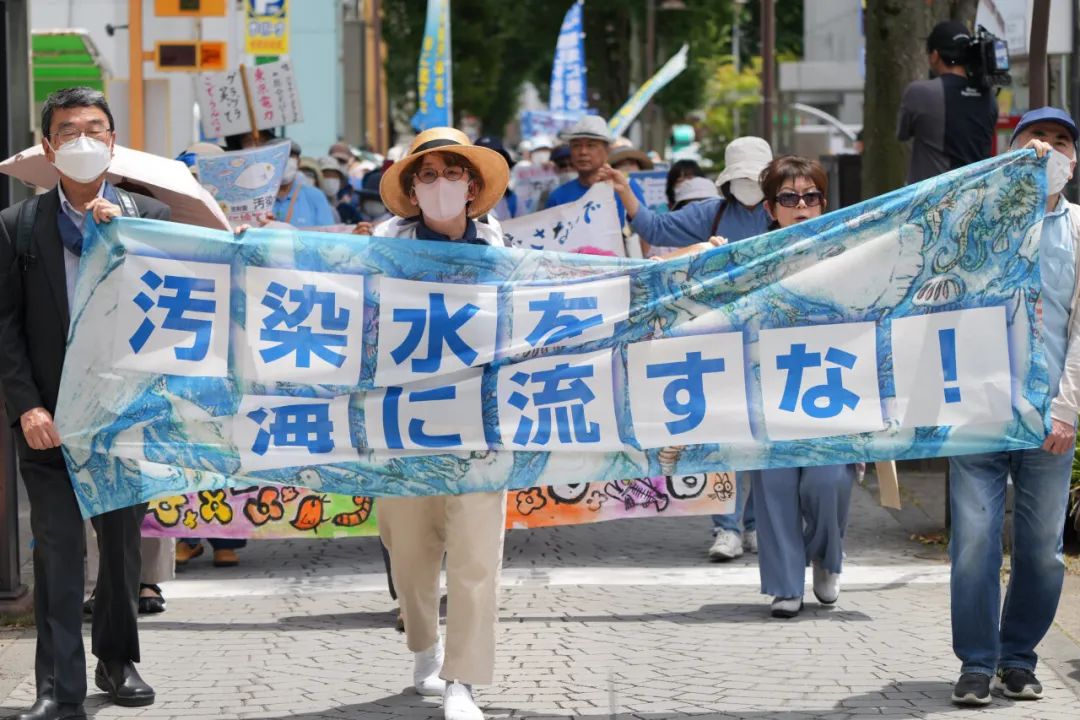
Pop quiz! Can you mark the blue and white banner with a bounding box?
[501,183,624,255]
[609,44,690,138]
[57,152,1051,517]
[410,0,453,131]
[550,1,587,112]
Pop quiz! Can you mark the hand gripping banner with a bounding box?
[57,151,1050,518]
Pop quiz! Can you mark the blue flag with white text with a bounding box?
[550,1,587,112]
[410,0,452,131]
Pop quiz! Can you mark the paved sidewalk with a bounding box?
[2,479,1079,719]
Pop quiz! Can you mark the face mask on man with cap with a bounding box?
[729,178,765,207]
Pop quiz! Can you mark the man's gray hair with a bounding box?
[41,87,115,139]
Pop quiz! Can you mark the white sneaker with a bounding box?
[413,638,446,696]
[443,681,483,720]
[708,529,744,561]
[742,529,758,554]
[770,596,803,618]
[812,562,840,605]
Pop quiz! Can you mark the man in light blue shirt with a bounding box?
[948,106,1080,707]
[272,142,336,227]
[545,115,645,226]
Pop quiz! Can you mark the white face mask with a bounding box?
[414,177,470,221]
[282,156,299,185]
[532,150,551,165]
[729,177,764,206]
[1047,148,1074,195]
[361,199,387,219]
[49,135,112,184]
[323,178,341,197]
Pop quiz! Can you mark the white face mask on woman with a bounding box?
[413,177,470,221]
[1047,148,1075,195]
[282,156,299,185]
[729,177,764,207]
[49,135,112,184]
[323,178,341,197]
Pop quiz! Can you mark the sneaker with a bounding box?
[742,529,758,554]
[708,529,743,561]
[443,681,483,720]
[812,562,840,605]
[951,672,992,706]
[413,639,445,696]
[992,668,1043,700]
[770,596,803,618]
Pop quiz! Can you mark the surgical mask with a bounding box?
[1047,148,1074,195]
[729,177,764,206]
[282,156,299,185]
[323,178,341,197]
[49,135,112,184]
[414,177,469,221]
[362,199,387,219]
[532,150,551,165]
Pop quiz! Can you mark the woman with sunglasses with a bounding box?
[753,156,856,619]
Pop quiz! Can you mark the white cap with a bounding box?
[560,115,613,144]
[715,136,773,189]
[674,176,719,206]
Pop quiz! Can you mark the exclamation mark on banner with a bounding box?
[939,328,961,403]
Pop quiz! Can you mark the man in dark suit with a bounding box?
[0,87,167,720]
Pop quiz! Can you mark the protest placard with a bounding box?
[58,152,1050,518]
[196,140,290,227]
[510,164,561,217]
[501,182,625,255]
[196,59,302,138]
[629,170,670,214]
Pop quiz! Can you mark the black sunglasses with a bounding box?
[774,191,824,208]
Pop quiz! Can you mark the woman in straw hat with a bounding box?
[374,127,510,720]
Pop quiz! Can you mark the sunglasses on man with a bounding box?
[774,190,824,208]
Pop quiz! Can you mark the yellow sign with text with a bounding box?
[244,0,289,56]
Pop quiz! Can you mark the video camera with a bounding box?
[942,25,1011,88]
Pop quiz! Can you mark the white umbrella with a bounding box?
[0,143,230,231]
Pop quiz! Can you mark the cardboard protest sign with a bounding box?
[196,141,290,227]
[501,182,625,256]
[196,59,302,138]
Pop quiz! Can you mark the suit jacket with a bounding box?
[0,186,170,430]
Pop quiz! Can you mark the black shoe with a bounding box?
[95,660,155,707]
[81,591,94,617]
[11,697,86,720]
[138,584,166,615]
[951,672,992,706]
[992,668,1043,700]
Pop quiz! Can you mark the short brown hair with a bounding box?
[400,150,484,197]
[759,155,828,201]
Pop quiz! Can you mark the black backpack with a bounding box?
[15,187,139,272]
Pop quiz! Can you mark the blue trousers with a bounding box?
[948,446,1073,676]
[711,471,756,533]
[753,464,854,597]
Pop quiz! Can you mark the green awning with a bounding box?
[32,31,110,103]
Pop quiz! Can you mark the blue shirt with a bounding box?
[545,178,646,226]
[1040,199,1076,392]
[273,183,336,228]
[630,197,772,248]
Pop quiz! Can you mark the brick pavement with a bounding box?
[2,481,1079,719]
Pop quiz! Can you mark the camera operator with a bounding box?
[897,20,998,184]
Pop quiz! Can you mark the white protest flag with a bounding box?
[501,182,625,256]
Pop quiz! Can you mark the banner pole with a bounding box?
[239,64,260,145]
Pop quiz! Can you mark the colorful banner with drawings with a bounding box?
[609,44,690,138]
[500,182,624,255]
[57,151,1050,518]
[550,1,588,112]
[142,473,736,539]
[196,141,290,228]
[410,0,453,131]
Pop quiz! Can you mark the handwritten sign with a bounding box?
[196,59,302,138]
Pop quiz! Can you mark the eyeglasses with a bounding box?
[774,190,824,208]
[51,127,113,145]
[414,166,469,184]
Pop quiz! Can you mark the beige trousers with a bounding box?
[85,524,175,592]
[378,490,507,686]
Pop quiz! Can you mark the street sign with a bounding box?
[154,41,228,72]
[244,0,289,56]
[154,0,227,16]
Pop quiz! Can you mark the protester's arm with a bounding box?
[630,198,721,248]
[1048,210,1080,453]
[0,216,49,439]
[595,166,641,218]
[896,84,917,141]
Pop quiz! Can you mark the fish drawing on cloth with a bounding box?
[234,162,277,190]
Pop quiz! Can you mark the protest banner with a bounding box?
[509,164,561,217]
[141,473,736,539]
[196,140,290,227]
[550,1,587,112]
[630,170,670,214]
[411,0,452,131]
[519,110,586,142]
[196,59,302,139]
[58,152,1050,519]
[245,0,289,56]
[609,44,690,138]
[500,182,625,255]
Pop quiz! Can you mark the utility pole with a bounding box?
[128,0,145,149]
[1029,0,1051,107]
[760,0,775,146]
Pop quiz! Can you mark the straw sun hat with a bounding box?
[379,127,510,219]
